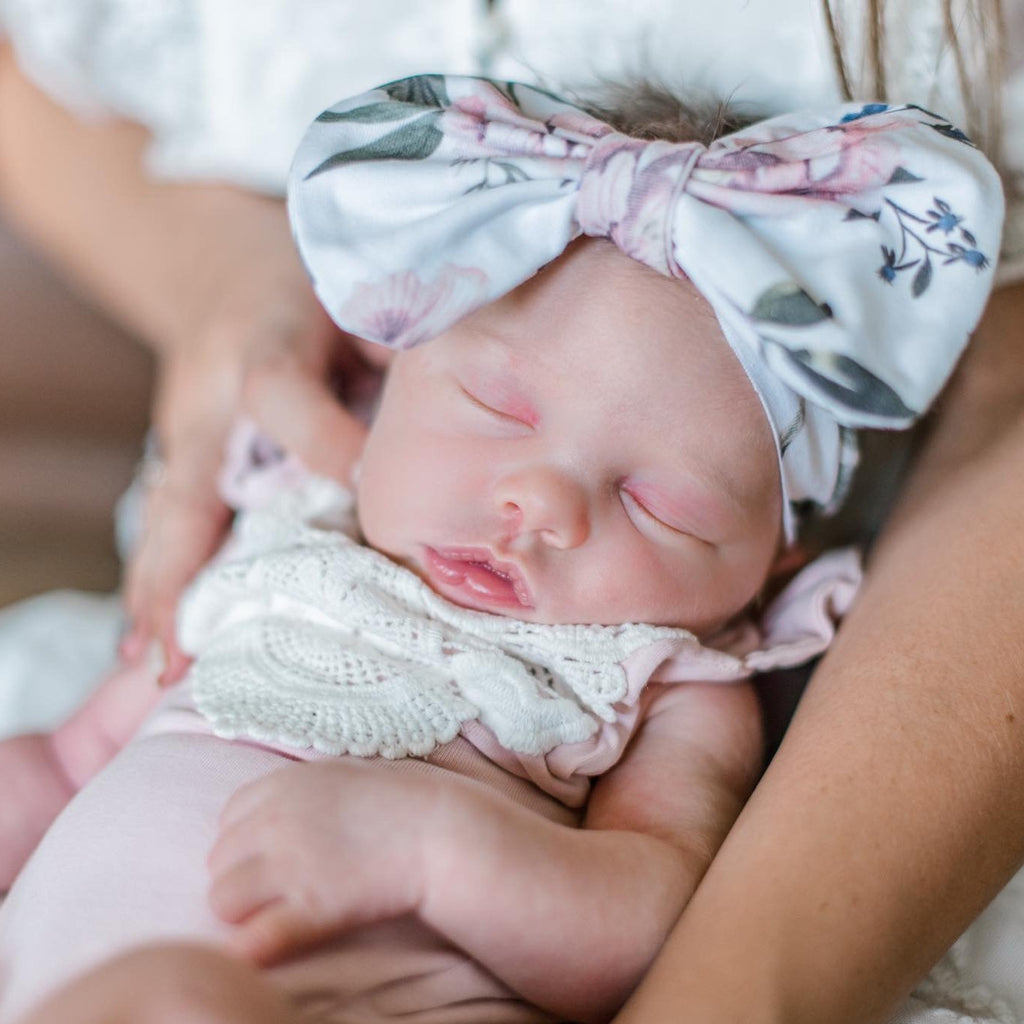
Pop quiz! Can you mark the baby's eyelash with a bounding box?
[620,488,686,537]
[459,385,527,425]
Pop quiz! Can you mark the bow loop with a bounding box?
[577,136,704,276]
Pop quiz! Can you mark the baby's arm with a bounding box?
[208,680,761,1023]
[420,680,763,1021]
[0,658,160,888]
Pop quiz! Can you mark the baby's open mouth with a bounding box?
[422,547,533,611]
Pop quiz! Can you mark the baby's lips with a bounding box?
[424,546,534,611]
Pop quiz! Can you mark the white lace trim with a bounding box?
[912,940,1017,1024]
[179,479,698,759]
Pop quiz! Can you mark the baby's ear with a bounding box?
[759,542,811,607]
[769,542,810,581]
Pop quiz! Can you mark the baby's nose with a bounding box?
[497,467,590,550]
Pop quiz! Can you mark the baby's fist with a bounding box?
[207,760,438,963]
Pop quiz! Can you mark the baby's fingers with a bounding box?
[208,855,279,925]
[216,768,296,833]
[228,901,338,966]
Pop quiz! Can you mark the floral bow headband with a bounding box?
[287,75,1004,537]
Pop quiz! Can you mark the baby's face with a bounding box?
[356,241,782,635]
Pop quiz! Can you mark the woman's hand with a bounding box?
[207,760,439,965]
[119,260,378,684]
[0,49,387,684]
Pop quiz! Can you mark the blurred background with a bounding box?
[0,214,153,608]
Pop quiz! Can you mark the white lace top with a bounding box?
[2,0,1023,281]
[177,475,858,806]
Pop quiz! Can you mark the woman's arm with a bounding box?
[615,280,1024,1024]
[0,46,368,678]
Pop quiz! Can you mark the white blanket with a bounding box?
[0,591,121,740]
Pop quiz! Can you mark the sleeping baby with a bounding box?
[0,75,1001,1024]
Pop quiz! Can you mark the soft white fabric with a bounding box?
[0,0,481,193]
[2,0,1022,279]
[0,591,121,740]
[288,77,1002,538]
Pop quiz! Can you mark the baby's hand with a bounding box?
[207,760,439,964]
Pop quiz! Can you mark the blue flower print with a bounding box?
[878,247,899,284]
[874,196,990,296]
[926,198,962,234]
[944,243,989,271]
[840,103,890,123]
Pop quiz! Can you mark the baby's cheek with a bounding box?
[564,540,696,627]
[356,432,454,549]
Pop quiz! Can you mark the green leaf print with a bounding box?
[384,75,450,109]
[751,283,833,326]
[304,114,444,179]
[911,257,933,297]
[316,102,425,124]
[887,166,924,184]
[781,348,915,420]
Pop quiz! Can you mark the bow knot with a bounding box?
[576,136,704,276]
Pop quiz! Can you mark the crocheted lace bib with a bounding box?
[178,480,697,759]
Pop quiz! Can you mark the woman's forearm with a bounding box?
[0,44,302,354]
[615,282,1024,1024]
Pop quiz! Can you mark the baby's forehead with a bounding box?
[445,260,773,455]
[484,240,721,348]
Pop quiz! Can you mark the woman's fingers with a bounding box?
[122,335,238,677]
[123,284,371,678]
[123,452,231,683]
[243,348,368,487]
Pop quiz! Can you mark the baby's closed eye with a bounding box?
[619,484,716,548]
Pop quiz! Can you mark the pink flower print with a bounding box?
[439,97,571,160]
[452,95,489,120]
[695,123,901,206]
[813,128,901,194]
[576,141,637,235]
[338,264,490,349]
[545,107,614,144]
[577,138,698,275]
[438,106,499,157]
[219,418,308,511]
[437,80,607,165]
[481,120,574,159]
[614,158,691,274]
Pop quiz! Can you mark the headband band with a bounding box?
[287,75,1004,537]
